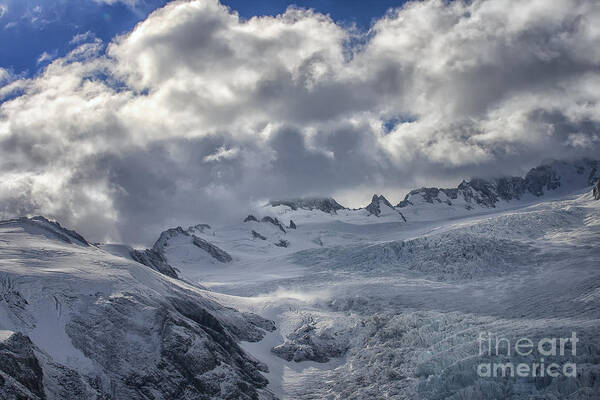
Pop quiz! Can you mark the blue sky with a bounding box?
[0,0,406,77]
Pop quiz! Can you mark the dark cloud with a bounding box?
[0,0,599,244]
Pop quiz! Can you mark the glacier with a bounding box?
[0,160,599,399]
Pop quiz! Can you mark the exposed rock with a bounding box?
[66,293,270,400]
[398,159,600,209]
[152,227,189,253]
[244,215,258,223]
[0,332,45,400]
[366,194,392,216]
[274,239,289,248]
[242,313,277,332]
[187,224,211,234]
[130,248,179,279]
[260,216,286,233]
[594,180,600,200]
[365,194,405,220]
[5,216,90,246]
[251,230,266,240]
[271,320,347,363]
[151,227,232,264]
[269,197,345,214]
[288,220,297,229]
[192,236,233,263]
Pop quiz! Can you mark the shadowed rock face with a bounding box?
[130,248,179,278]
[192,236,233,263]
[269,197,345,214]
[260,217,286,233]
[594,180,600,200]
[244,215,259,223]
[398,159,600,209]
[65,293,270,399]
[0,332,45,400]
[365,194,394,216]
[150,226,233,264]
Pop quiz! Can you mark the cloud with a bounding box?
[36,51,56,64]
[70,31,97,45]
[0,4,7,18]
[0,67,10,83]
[0,0,599,244]
[93,0,139,6]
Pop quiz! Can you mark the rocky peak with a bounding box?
[151,226,232,264]
[244,215,258,223]
[398,159,600,210]
[365,194,394,216]
[152,226,189,254]
[269,197,345,214]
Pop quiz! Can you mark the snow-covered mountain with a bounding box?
[0,217,276,400]
[397,159,599,220]
[1,159,599,399]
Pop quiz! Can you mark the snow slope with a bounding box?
[1,159,599,399]
[143,161,600,399]
[0,217,277,399]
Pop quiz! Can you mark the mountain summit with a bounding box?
[269,197,345,214]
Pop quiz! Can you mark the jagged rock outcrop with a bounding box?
[242,313,277,332]
[289,220,296,229]
[244,215,258,223]
[365,195,406,220]
[192,236,233,263]
[152,227,189,253]
[261,216,286,233]
[0,332,45,400]
[188,223,211,233]
[594,180,600,200]
[274,239,290,248]
[398,159,600,210]
[269,197,345,214]
[365,194,395,216]
[151,226,232,263]
[251,230,266,240]
[130,248,179,278]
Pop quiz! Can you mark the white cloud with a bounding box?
[93,0,139,6]
[36,51,56,64]
[203,146,240,162]
[0,0,599,243]
[0,67,10,83]
[0,4,7,18]
[70,31,97,45]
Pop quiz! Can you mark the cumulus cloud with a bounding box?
[1,0,599,244]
